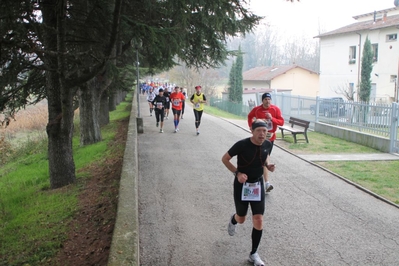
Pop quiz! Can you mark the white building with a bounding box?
[316,7,399,103]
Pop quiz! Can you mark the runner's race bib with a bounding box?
[173,100,180,106]
[265,119,273,131]
[241,182,261,201]
[156,102,163,109]
[195,102,200,108]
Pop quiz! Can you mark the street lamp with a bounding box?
[134,40,142,117]
[134,39,144,133]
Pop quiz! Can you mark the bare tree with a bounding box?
[332,82,356,101]
[168,64,220,97]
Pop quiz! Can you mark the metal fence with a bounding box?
[209,94,399,153]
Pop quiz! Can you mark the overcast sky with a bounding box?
[248,0,396,39]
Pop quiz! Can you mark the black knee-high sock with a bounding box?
[251,228,263,254]
[231,214,237,225]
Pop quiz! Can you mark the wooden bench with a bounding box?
[278,117,310,143]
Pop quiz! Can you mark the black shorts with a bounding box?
[155,108,165,122]
[165,102,171,109]
[233,177,265,216]
[172,109,182,116]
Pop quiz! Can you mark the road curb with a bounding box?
[108,93,140,266]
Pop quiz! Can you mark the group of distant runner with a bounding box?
[145,83,206,135]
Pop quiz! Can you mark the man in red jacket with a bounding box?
[247,92,284,192]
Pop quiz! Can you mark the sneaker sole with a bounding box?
[248,259,265,266]
[266,185,274,192]
[248,255,265,266]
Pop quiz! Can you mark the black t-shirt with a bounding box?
[228,138,272,182]
[163,91,170,102]
[152,95,167,110]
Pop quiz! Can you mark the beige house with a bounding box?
[242,64,320,98]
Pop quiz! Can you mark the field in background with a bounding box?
[0,102,49,166]
[1,101,48,144]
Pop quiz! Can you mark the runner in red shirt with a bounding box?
[170,86,186,133]
[247,92,284,193]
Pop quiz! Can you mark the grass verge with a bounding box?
[275,131,381,154]
[317,161,399,204]
[203,104,246,120]
[0,96,132,266]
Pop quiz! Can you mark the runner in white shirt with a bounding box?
[146,87,156,116]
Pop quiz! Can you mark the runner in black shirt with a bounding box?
[221,119,276,266]
[151,89,167,133]
[163,87,171,120]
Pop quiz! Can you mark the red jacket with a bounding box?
[247,104,284,141]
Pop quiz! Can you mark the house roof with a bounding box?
[243,65,317,81]
[316,8,399,38]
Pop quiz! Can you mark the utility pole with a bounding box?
[396,59,399,102]
[356,32,362,102]
[135,40,143,133]
[135,42,141,117]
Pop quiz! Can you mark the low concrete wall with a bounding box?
[315,122,390,153]
[108,95,139,266]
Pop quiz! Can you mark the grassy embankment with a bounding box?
[203,104,399,205]
[0,97,131,265]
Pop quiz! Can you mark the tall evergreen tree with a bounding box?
[228,47,244,103]
[228,61,237,102]
[359,36,374,102]
[235,48,244,104]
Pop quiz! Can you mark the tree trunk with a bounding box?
[100,90,110,126]
[109,90,117,111]
[117,89,124,104]
[46,75,76,189]
[79,79,102,146]
[42,0,76,189]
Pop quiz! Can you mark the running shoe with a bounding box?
[160,129,163,133]
[227,214,236,236]
[156,122,159,127]
[196,131,200,135]
[174,129,177,133]
[265,183,274,192]
[248,252,265,266]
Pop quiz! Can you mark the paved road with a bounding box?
[137,95,399,266]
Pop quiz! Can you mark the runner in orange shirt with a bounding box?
[170,86,186,133]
